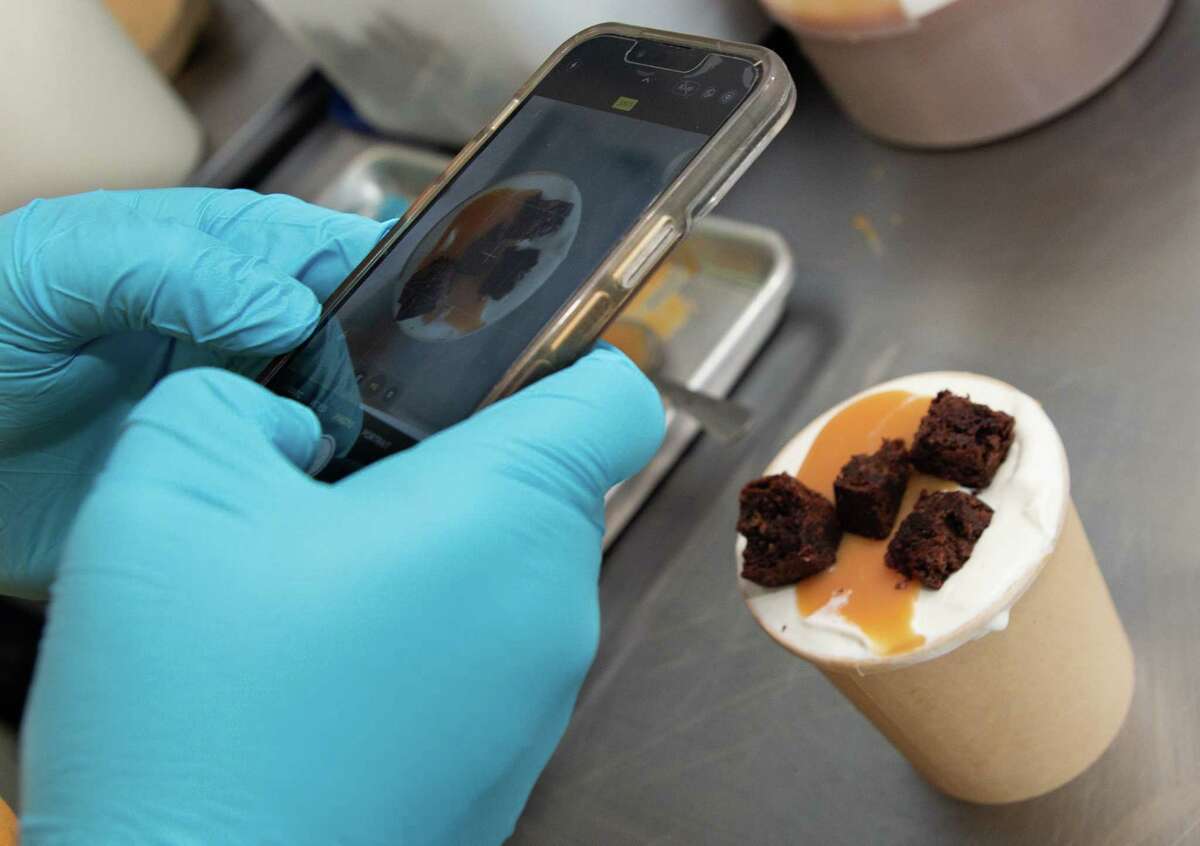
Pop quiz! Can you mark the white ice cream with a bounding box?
[900,0,956,19]
[766,0,957,27]
[738,372,1069,670]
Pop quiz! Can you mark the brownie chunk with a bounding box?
[885,490,994,589]
[480,247,539,300]
[458,222,510,275]
[910,391,1016,488]
[510,193,573,240]
[738,474,842,587]
[835,439,911,539]
[396,257,455,321]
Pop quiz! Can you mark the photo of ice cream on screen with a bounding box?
[392,171,582,341]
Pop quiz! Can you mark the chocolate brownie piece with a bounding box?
[835,439,911,539]
[458,222,510,275]
[910,391,1015,488]
[885,490,994,589]
[480,247,539,300]
[395,257,455,321]
[738,474,842,588]
[510,193,573,240]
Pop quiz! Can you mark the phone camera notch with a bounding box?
[625,40,706,74]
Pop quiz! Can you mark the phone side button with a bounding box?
[550,291,613,353]
[618,219,677,289]
[528,359,555,382]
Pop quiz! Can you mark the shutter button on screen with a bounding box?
[618,217,677,289]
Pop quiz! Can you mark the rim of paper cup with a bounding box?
[737,371,1070,674]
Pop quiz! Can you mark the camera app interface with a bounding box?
[270,36,758,479]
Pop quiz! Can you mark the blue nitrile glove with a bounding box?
[0,188,389,597]
[22,351,665,844]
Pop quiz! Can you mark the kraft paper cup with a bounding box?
[760,0,1173,148]
[739,374,1134,803]
[819,503,1133,803]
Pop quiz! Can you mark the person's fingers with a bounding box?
[1,191,321,355]
[344,347,666,507]
[276,317,363,457]
[110,188,393,301]
[101,368,321,492]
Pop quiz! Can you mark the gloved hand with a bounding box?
[22,351,664,844]
[0,188,389,597]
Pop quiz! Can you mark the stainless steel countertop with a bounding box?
[508,4,1200,844]
[22,1,1187,840]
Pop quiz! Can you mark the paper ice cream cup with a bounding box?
[738,372,1134,803]
[760,0,1173,148]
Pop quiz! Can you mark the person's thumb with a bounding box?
[345,346,666,509]
[99,367,322,495]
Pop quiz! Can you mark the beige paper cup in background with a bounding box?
[739,373,1134,804]
[759,0,1173,148]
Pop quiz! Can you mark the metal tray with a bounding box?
[314,144,792,547]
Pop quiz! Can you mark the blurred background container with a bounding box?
[0,0,205,213]
[105,0,212,77]
[760,0,1174,147]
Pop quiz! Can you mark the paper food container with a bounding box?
[738,373,1135,803]
[761,0,1174,147]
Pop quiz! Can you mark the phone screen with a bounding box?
[267,35,760,479]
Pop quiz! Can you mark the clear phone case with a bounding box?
[264,22,795,413]
[480,23,796,405]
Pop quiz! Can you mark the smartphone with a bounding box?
[260,23,795,480]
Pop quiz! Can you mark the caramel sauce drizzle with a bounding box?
[794,391,955,656]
